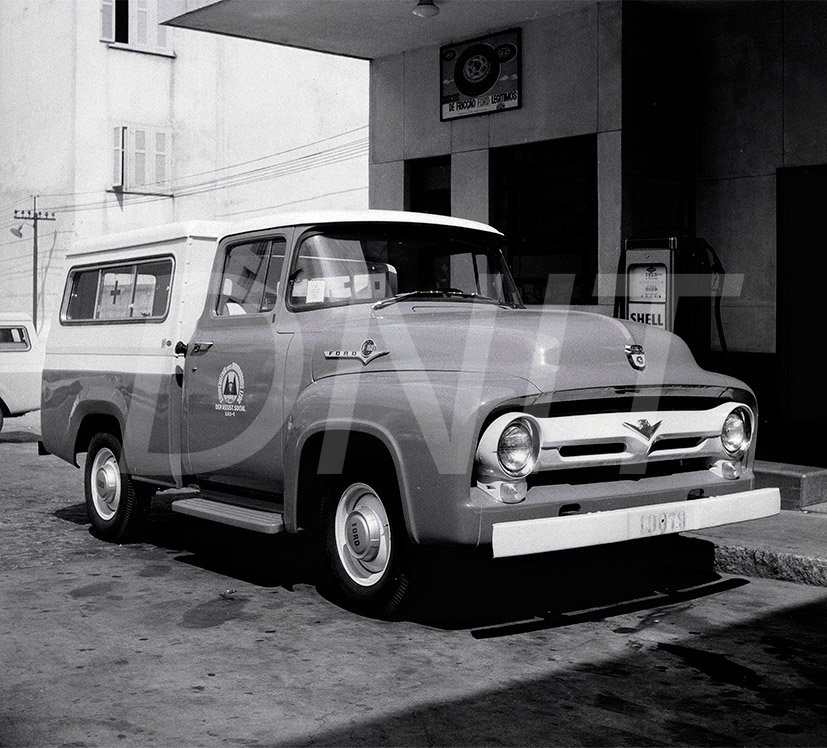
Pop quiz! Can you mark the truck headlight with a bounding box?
[721,407,752,456]
[497,418,539,478]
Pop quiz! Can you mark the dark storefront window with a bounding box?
[490,136,598,305]
[406,155,451,216]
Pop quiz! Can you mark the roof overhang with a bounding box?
[159,0,588,60]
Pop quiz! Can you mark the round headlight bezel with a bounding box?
[496,417,540,478]
[721,406,752,456]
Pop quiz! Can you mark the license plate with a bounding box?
[637,508,687,537]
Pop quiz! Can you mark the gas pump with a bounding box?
[614,231,727,367]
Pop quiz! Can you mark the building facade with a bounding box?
[0,0,369,332]
[161,0,827,467]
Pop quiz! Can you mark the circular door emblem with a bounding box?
[217,362,245,406]
[361,339,376,359]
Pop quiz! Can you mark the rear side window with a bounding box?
[0,326,31,351]
[64,257,173,323]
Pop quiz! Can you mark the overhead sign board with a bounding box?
[440,29,521,121]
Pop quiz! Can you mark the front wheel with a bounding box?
[320,476,414,617]
[84,433,151,543]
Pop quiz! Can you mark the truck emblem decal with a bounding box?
[625,343,646,371]
[623,418,661,441]
[324,339,389,366]
[215,362,246,416]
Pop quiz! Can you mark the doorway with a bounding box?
[777,165,827,466]
[489,136,597,305]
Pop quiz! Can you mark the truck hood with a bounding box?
[307,303,743,394]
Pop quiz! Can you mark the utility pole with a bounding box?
[11,196,56,333]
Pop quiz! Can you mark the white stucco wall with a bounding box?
[0,0,368,331]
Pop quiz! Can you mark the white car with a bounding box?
[0,314,43,432]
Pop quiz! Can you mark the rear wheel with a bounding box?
[320,474,414,617]
[84,433,151,542]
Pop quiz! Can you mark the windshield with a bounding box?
[288,222,522,311]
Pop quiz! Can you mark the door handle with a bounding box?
[191,340,214,355]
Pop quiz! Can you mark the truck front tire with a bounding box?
[320,475,413,618]
[84,433,151,543]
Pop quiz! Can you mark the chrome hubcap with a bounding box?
[334,483,391,587]
[91,448,121,521]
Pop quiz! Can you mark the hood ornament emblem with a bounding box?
[324,338,389,366]
[623,418,662,441]
[625,343,646,371]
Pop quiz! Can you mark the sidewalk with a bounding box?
[688,510,827,587]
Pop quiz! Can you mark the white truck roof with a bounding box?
[67,210,502,259]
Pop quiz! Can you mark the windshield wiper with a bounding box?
[373,290,508,310]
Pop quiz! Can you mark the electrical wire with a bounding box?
[40,136,368,215]
[33,125,369,203]
[217,185,369,218]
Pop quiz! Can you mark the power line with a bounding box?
[217,185,369,218]
[42,136,368,215]
[35,125,369,202]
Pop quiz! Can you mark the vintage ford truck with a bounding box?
[41,210,780,615]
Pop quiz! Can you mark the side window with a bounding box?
[0,327,31,352]
[216,238,286,316]
[64,258,173,323]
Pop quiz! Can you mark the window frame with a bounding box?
[285,222,517,313]
[0,326,32,352]
[112,124,172,191]
[211,232,291,319]
[100,0,174,56]
[60,255,175,326]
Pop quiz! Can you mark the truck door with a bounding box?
[181,232,291,498]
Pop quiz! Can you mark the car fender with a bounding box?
[284,370,539,543]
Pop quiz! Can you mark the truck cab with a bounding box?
[41,210,780,616]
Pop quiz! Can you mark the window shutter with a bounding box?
[113,126,126,189]
[154,131,168,184]
[154,2,169,50]
[100,0,115,42]
[134,0,149,46]
[133,128,147,187]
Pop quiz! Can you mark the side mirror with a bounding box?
[174,341,188,356]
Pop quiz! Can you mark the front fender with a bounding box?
[284,370,539,544]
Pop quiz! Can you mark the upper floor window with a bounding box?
[113,125,171,192]
[100,0,172,55]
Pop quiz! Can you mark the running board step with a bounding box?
[171,498,284,534]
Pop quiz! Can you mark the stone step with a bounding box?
[754,460,827,510]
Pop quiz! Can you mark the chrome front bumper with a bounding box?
[491,487,780,558]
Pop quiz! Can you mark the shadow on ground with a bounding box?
[56,493,733,633]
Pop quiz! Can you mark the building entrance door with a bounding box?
[489,136,597,306]
[777,165,827,466]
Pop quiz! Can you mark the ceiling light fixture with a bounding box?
[412,0,439,18]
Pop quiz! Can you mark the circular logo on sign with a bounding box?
[454,43,500,97]
[217,362,245,405]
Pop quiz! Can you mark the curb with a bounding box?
[709,543,827,587]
